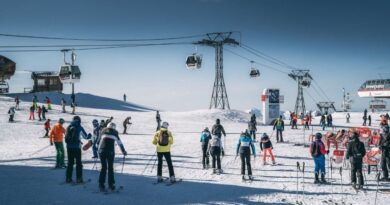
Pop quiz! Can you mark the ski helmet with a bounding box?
[262,133,268,138]
[204,127,209,132]
[59,118,65,124]
[92,119,98,125]
[161,121,169,128]
[73,115,81,122]
[315,133,322,139]
[107,122,116,130]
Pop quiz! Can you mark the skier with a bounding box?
[368,115,372,126]
[310,133,327,183]
[208,133,223,174]
[42,105,48,120]
[37,106,42,121]
[15,96,20,110]
[250,113,256,123]
[45,96,52,110]
[304,114,310,129]
[292,114,298,129]
[260,133,276,165]
[200,127,212,169]
[152,121,176,183]
[156,111,161,131]
[65,116,91,183]
[32,95,38,109]
[320,115,326,131]
[211,118,226,155]
[346,132,366,189]
[71,101,76,115]
[8,107,15,122]
[49,118,66,168]
[248,120,257,141]
[327,114,333,127]
[123,93,126,102]
[122,117,132,134]
[44,119,51,138]
[91,119,100,159]
[346,113,351,123]
[236,130,256,180]
[300,113,305,126]
[273,116,284,143]
[29,105,35,120]
[379,125,390,181]
[61,98,66,113]
[97,122,127,192]
[363,110,367,126]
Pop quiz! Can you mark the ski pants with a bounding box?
[201,144,209,167]
[313,155,326,175]
[276,130,283,142]
[29,112,35,120]
[250,130,256,141]
[66,148,83,180]
[240,150,252,175]
[262,148,275,162]
[381,150,390,178]
[157,152,175,177]
[92,142,98,158]
[44,128,49,137]
[38,113,42,121]
[211,147,221,170]
[9,115,14,122]
[55,142,65,166]
[305,122,309,129]
[42,113,46,120]
[350,160,364,185]
[48,103,52,110]
[123,125,127,134]
[99,151,115,187]
[62,105,66,113]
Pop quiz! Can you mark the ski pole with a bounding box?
[141,151,156,175]
[92,158,97,170]
[339,167,344,204]
[29,144,51,156]
[150,153,158,173]
[296,161,300,204]
[302,162,305,202]
[121,155,126,174]
[374,172,380,205]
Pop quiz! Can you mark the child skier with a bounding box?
[37,106,42,121]
[49,118,66,168]
[310,133,327,183]
[8,107,15,122]
[236,130,256,180]
[208,133,223,174]
[260,133,276,165]
[29,105,35,120]
[200,127,212,169]
[44,119,51,138]
[98,122,127,192]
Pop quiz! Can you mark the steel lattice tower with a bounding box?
[288,70,312,115]
[196,32,239,109]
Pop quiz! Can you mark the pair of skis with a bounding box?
[153,177,183,186]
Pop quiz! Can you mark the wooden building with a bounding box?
[0,55,16,80]
[31,72,63,92]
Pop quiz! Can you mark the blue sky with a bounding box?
[1,0,390,111]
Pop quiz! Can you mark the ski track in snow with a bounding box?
[0,95,389,205]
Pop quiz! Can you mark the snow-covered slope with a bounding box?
[0,96,389,205]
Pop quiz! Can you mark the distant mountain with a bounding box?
[6,92,154,112]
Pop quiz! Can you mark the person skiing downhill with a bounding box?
[44,119,51,138]
[152,121,176,183]
[156,111,161,131]
[200,127,212,169]
[122,117,132,134]
[346,132,366,189]
[379,125,390,181]
[49,118,66,168]
[65,116,91,184]
[208,134,223,174]
[97,122,127,192]
[236,130,256,180]
[211,119,226,155]
[260,133,276,165]
[91,119,100,159]
[8,107,15,122]
[310,133,327,184]
[273,116,284,143]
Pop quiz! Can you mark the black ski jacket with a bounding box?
[98,128,126,154]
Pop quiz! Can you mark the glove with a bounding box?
[50,142,53,146]
[271,147,274,150]
[123,151,128,156]
[87,133,92,139]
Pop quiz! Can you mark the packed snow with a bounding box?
[0,95,389,205]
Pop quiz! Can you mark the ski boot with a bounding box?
[213,169,217,174]
[157,176,163,183]
[248,175,254,180]
[263,161,267,165]
[218,169,223,174]
[314,173,320,184]
[109,184,116,191]
[66,178,73,184]
[170,176,176,183]
[99,184,105,192]
[76,178,83,184]
[351,183,356,189]
[272,160,276,165]
[320,173,327,183]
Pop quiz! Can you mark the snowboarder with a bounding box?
[346,113,351,123]
[273,116,284,143]
[346,132,366,189]
[97,122,127,192]
[37,106,42,121]
[200,127,212,169]
[45,96,52,110]
[152,121,176,183]
[122,117,132,134]
[368,115,372,126]
[260,133,276,165]
[248,120,257,141]
[91,119,100,159]
[123,93,126,102]
[42,105,48,120]
[8,107,15,122]
[236,130,256,180]
[15,96,20,110]
[49,118,66,168]
[310,133,327,184]
[61,98,66,113]
[379,125,390,181]
[65,116,91,183]
[29,105,35,120]
[44,119,51,138]
[211,118,226,155]
[156,111,161,131]
[208,133,223,174]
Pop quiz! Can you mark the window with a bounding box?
[37,79,46,86]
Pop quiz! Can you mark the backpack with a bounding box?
[353,142,364,160]
[213,125,222,135]
[158,130,169,146]
[311,142,321,157]
[65,125,78,144]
